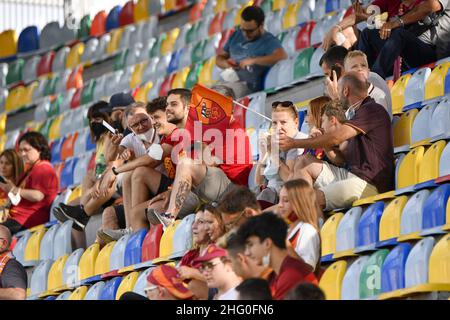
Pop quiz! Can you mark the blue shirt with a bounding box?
[223,29,283,92]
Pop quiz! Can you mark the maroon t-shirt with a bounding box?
[343,97,394,193]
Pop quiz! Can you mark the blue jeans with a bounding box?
[357,27,437,78]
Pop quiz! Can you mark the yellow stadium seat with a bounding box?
[68,286,88,300]
[379,196,408,242]
[67,185,82,203]
[397,146,425,189]
[48,114,63,141]
[134,0,149,22]
[0,30,17,58]
[130,62,146,89]
[66,43,85,69]
[391,74,411,115]
[107,28,124,55]
[5,86,26,112]
[115,271,139,300]
[273,0,287,11]
[157,220,182,260]
[78,243,100,280]
[23,228,46,263]
[0,113,7,136]
[424,62,450,101]
[319,260,347,300]
[214,0,228,14]
[160,28,180,56]
[47,254,69,292]
[417,141,446,183]
[0,135,7,153]
[283,2,299,29]
[135,81,153,103]
[94,241,116,275]
[164,0,177,12]
[23,82,38,106]
[320,212,344,257]
[198,57,216,86]
[393,109,418,148]
[171,67,190,89]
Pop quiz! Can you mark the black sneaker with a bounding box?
[56,204,90,231]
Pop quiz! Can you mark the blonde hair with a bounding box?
[308,96,331,129]
[282,179,322,231]
[344,50,369,68]
[0,149,24,184]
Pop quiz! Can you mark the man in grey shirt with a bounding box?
[358,0,450,78]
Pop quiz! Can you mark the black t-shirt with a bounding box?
[343,97,395,193]
[0,259,27,290]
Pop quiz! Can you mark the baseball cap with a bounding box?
[146,265,194,300]
[192,244,228,265]
[109,92,135,110]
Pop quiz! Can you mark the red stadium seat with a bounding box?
[209,12,225,36]
[119,1,135,26]
[61,131,79,161]
[37,51,55,77]
[295,21,316,51]
[66,66,84,90]
[54,162,65,191]
[141,224,163,261]
[159,73,176,97]
[70,88,82,109]
[217,28,235,53]
[91,11,107,37]
[189,2,204,22]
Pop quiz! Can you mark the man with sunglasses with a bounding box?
[0,225,27,300]
[216,5,287,97]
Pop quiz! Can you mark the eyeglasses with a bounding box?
[129,118,149,130]
[199,261,221,273]
[241,26,259,34]
[144,285,159,295]
[224,209,246,232]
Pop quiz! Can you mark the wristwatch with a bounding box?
[112,167,119,176]
[396,16,405,28]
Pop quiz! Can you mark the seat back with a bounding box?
[0,30,17,58]
[321,212,344,257]
[171,214,195,257]
[39,224,59,261]
[336,207,362,253]
[133,267,155,297]
[379,196,408,242]
[106,6,122,31]
[418,141,446,183]
[391,74,411,115]
[429,97,450,139]
[439,140,450,177]
[116,271,139,300]
[422,184,450,230]
[109,234,131,271]
[403,68,431,109]
[319,260,347,300]
[381,243,412,293]
[47,254,68,291]
[84,281,106,300]
[68,286,88,300]
[424,62,450,100]
[293,47,314,80]
[124,229,148,267]
[159,220,182,258]
[99,277,122,300]
[142,225,163,261]
[405,237,435,287]
[341,256,369,300]
[62,248,84,286]
[52,46,70,73]
[24,228,46,263]
[38,51,55,77]
[56,291,72,300]
[295,21,315,51]
[119,1,135,26]
[18,26,39,53]
[22,56,40,83]
[397,147,424,189]
[91,11,107,37]
[12,231,31,265]
[393,109,418,148]
[359,249,389,299]
[411,103,437,144]
[95,241,116,276]
[30,259,53,296]
[53,220,73,260]
[78,243,100,280]
[428,233,450,284]
[356,201,385,248]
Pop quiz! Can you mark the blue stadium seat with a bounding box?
[60,157,78,189]
[420,184,450,235]
[53,220,73,260]
[403,67,431,111]
[133,267,154,297]
[62,248,84,287]
[85,129,96,152]
[167,48,183,74]
[106,6,122,32]
[381,243,412,293]
[18,26,39,53]
[39,224,59,261]
[73,152,91,186]
[29,259,53,298]
[13,231,31,265]
[313,0,327,20]
[405,237,435,289]
[110,234,131,271]
[355,201,384,253]
[398,189,430,240]
[341,256,369,300]
[429,97,450,140]
[124,229,148,267]
[445,66,450,94]
[51,137,65,163]
[439,141,450,179]
[45,296,56,300]
[297,0,314,24]
[326,0,340,13]
[334,207,363,257]
[170,214,195,259]
[56,291,72,300]
[84,281,106,300]
[99,277,122,300]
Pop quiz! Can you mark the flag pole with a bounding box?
[233,100,273,122]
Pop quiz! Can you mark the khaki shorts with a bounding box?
[314,162,378,210]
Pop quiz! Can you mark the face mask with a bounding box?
[91,122,108,139]
[112,120,124,133]
[263,159,279,180]
[345,99,365,120]
[137,128,156,143]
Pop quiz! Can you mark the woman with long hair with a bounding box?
[0,132,58,234]
[303,96,331,160]
[0,149,24,222]
[277,179,321,270]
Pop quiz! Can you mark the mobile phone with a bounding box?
[331,65,342,80]
[102,120,118,134]
[0,176,5,184]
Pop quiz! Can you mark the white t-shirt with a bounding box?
[216,287,239,300]
[288,222,320,270]
[119,132,161,157]
[368,71,392,120]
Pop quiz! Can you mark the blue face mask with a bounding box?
[345,99,365,120]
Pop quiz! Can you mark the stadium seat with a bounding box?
[37,51,55,76]
[319,260,347,300]
[420,184,450,235]
[185,63,203,89]
[359,249,389,299]
[135,81,153,102]
[210,12,225,36]
[142,225,163,262]
[320,212,344,262]
[265,9,284,36]
[439,141,450,181]
[429,97,450,140]
[276,58,295,88]
[49,114,64,141]
[22,56,40,83]
[29,260,53,297]
[0,63,7,87]
[341,256,369,300]
[134,0,149,22]
[84,281,106,300]
[6,58,24,85]
[221,8,238,31]
[116,271,139,300]
[95,241,116,276]
[282,2,299,30]
[51,46,69,73]
[53,220,73,260]
[60,157,78,189]
[46,254,69,292]
[40,22,62,50]
[39,223,59,261]
[379,196,410,246]
[80,38,98,65]
[293,47,315,83]
[396,147,424,190]
[91,11,107,37]
[326,0,340,13]
[13,231,31,265]
[78,243,100,281]
[393,109,418,151]
[424,62,450,101]
[60,20,77,44]
[68,286,88,300]
[171,67,190,89]
[76,14,92,39]
[61,132,78,161]
[51,138,64,163]
[380,243,412,294]
[295,21,315,52]
[157,220,182,261]
[403,67,431,111]
[164,0,177,12]
[133,267,154,297]
[355,201,384,252]
[17,26,39,53]
[0,30,17,58]
[170,214,195,259]
[123,229,148,267]
[391,74,411,115]
[410,103,437,147]
[119,1,135,26]
[66,43,84,70]
[198,57,217,86]
[100,277,122,300]
[55,291,71,300]
[334,207,363,257]
[62,248,84,287]
[110,235,131,271]
[416,141,446,186]
[23,228,46,267]
[66,66,84,90]
[23,82,38,106]
[4,128,21,150]
[106,6,122,31]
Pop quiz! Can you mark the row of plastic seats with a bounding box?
[391,60,450,115]
[319,233,450,300]
[28,214,195,298]
[320,183,450,263]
